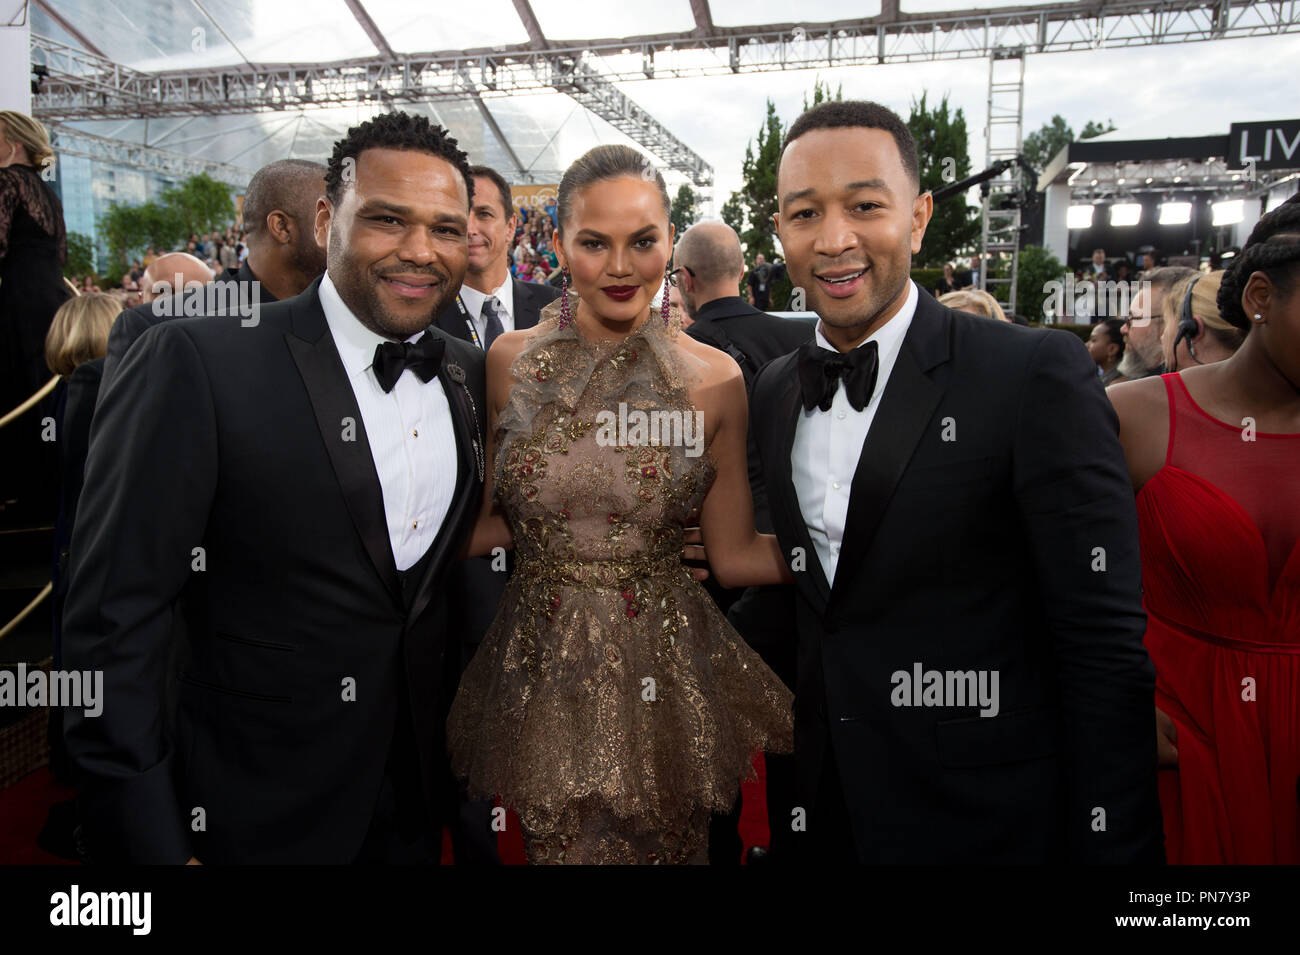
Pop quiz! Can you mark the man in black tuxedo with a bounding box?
[62,113,486,864]
[431,166,558,864]
[748,100,1163,863]
[101,160,328,393]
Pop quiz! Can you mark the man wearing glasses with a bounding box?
[1115,266,1198,384]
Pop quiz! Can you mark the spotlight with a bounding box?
[1212,199,1244,226]
[1110,203,1141,226]
[1068,205,1094,229]
[1159,202,1192,225]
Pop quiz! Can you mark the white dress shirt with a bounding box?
[458,274,516,347]
[791,279,919,584]
[318,271,459,571]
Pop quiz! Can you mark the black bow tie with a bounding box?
[372,331,445,393]
[796,339,880,413]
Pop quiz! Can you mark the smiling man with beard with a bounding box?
[746,100,1164,864]
[63,112,487,864]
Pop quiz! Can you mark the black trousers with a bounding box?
[794,742,859,865]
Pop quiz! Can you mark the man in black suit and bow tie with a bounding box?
[62,112,487,864]
[748,100,1163,864]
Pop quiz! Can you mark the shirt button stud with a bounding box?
[832,481,841,489]
[412,520,419,529]
[413,428,418,438]
[837,410,847,419]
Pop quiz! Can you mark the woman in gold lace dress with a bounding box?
[447,145,794,864]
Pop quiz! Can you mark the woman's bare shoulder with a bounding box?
[1106,373,1168,424]
[677,332,743,388]
[484,326,541,375]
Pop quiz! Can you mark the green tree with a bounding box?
[719,191,745,239]
[99,199,182,274]
[735,99,785,262]
[63,231,96,279]
[97,172,237,274]
[161,172,235,239]
[669,183,698,235]
[1080,119,1118,140]
[1024,115,1119,171]
[907,92,980,268]
[1016,244,1069,323]
[802,76,843,112]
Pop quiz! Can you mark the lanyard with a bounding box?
[454,294,484,350]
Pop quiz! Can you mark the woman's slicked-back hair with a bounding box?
[556,145,670,236]
[1217,193,1300,331]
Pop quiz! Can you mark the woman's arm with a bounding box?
[698,367,793,589]
[459,337,519,560]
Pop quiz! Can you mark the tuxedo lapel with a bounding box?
[407,341,482,624]
[285,284,402,605]
[512,280,538,331]
[512,278,556,331]
[767,358,831,610]
[829,298,951,608]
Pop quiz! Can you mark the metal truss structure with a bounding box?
[30,1,1299,191]
[46,121,254,187]
[1067,157,1295,202]
[979,51,1026,315]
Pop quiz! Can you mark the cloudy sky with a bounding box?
[611,30,1299,212]
[39,0,1300,208]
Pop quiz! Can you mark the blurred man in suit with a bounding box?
[1117,266,1198,383]
[101,160,327,392]
[433,166,559,350]
[680,221,810,389]
[432,165,560,863]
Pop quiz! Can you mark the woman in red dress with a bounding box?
[1109,193,1300,863]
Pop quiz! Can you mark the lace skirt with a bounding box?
[446,555,794,864]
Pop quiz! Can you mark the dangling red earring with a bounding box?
[661,269,671,326]
[558,268,572,329]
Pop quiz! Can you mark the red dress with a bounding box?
[1137,373,1300,863]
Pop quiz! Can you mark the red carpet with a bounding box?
[0,770,77,865]
[3,755,770,865]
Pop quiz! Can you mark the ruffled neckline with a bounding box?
[495,292,706,482]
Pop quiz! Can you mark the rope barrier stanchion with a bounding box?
[0,582,52,641]
[0,376,59,430]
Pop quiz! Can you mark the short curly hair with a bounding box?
[324,111,474,208]
[1217,192,1300,331]
[782,100,920,192]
